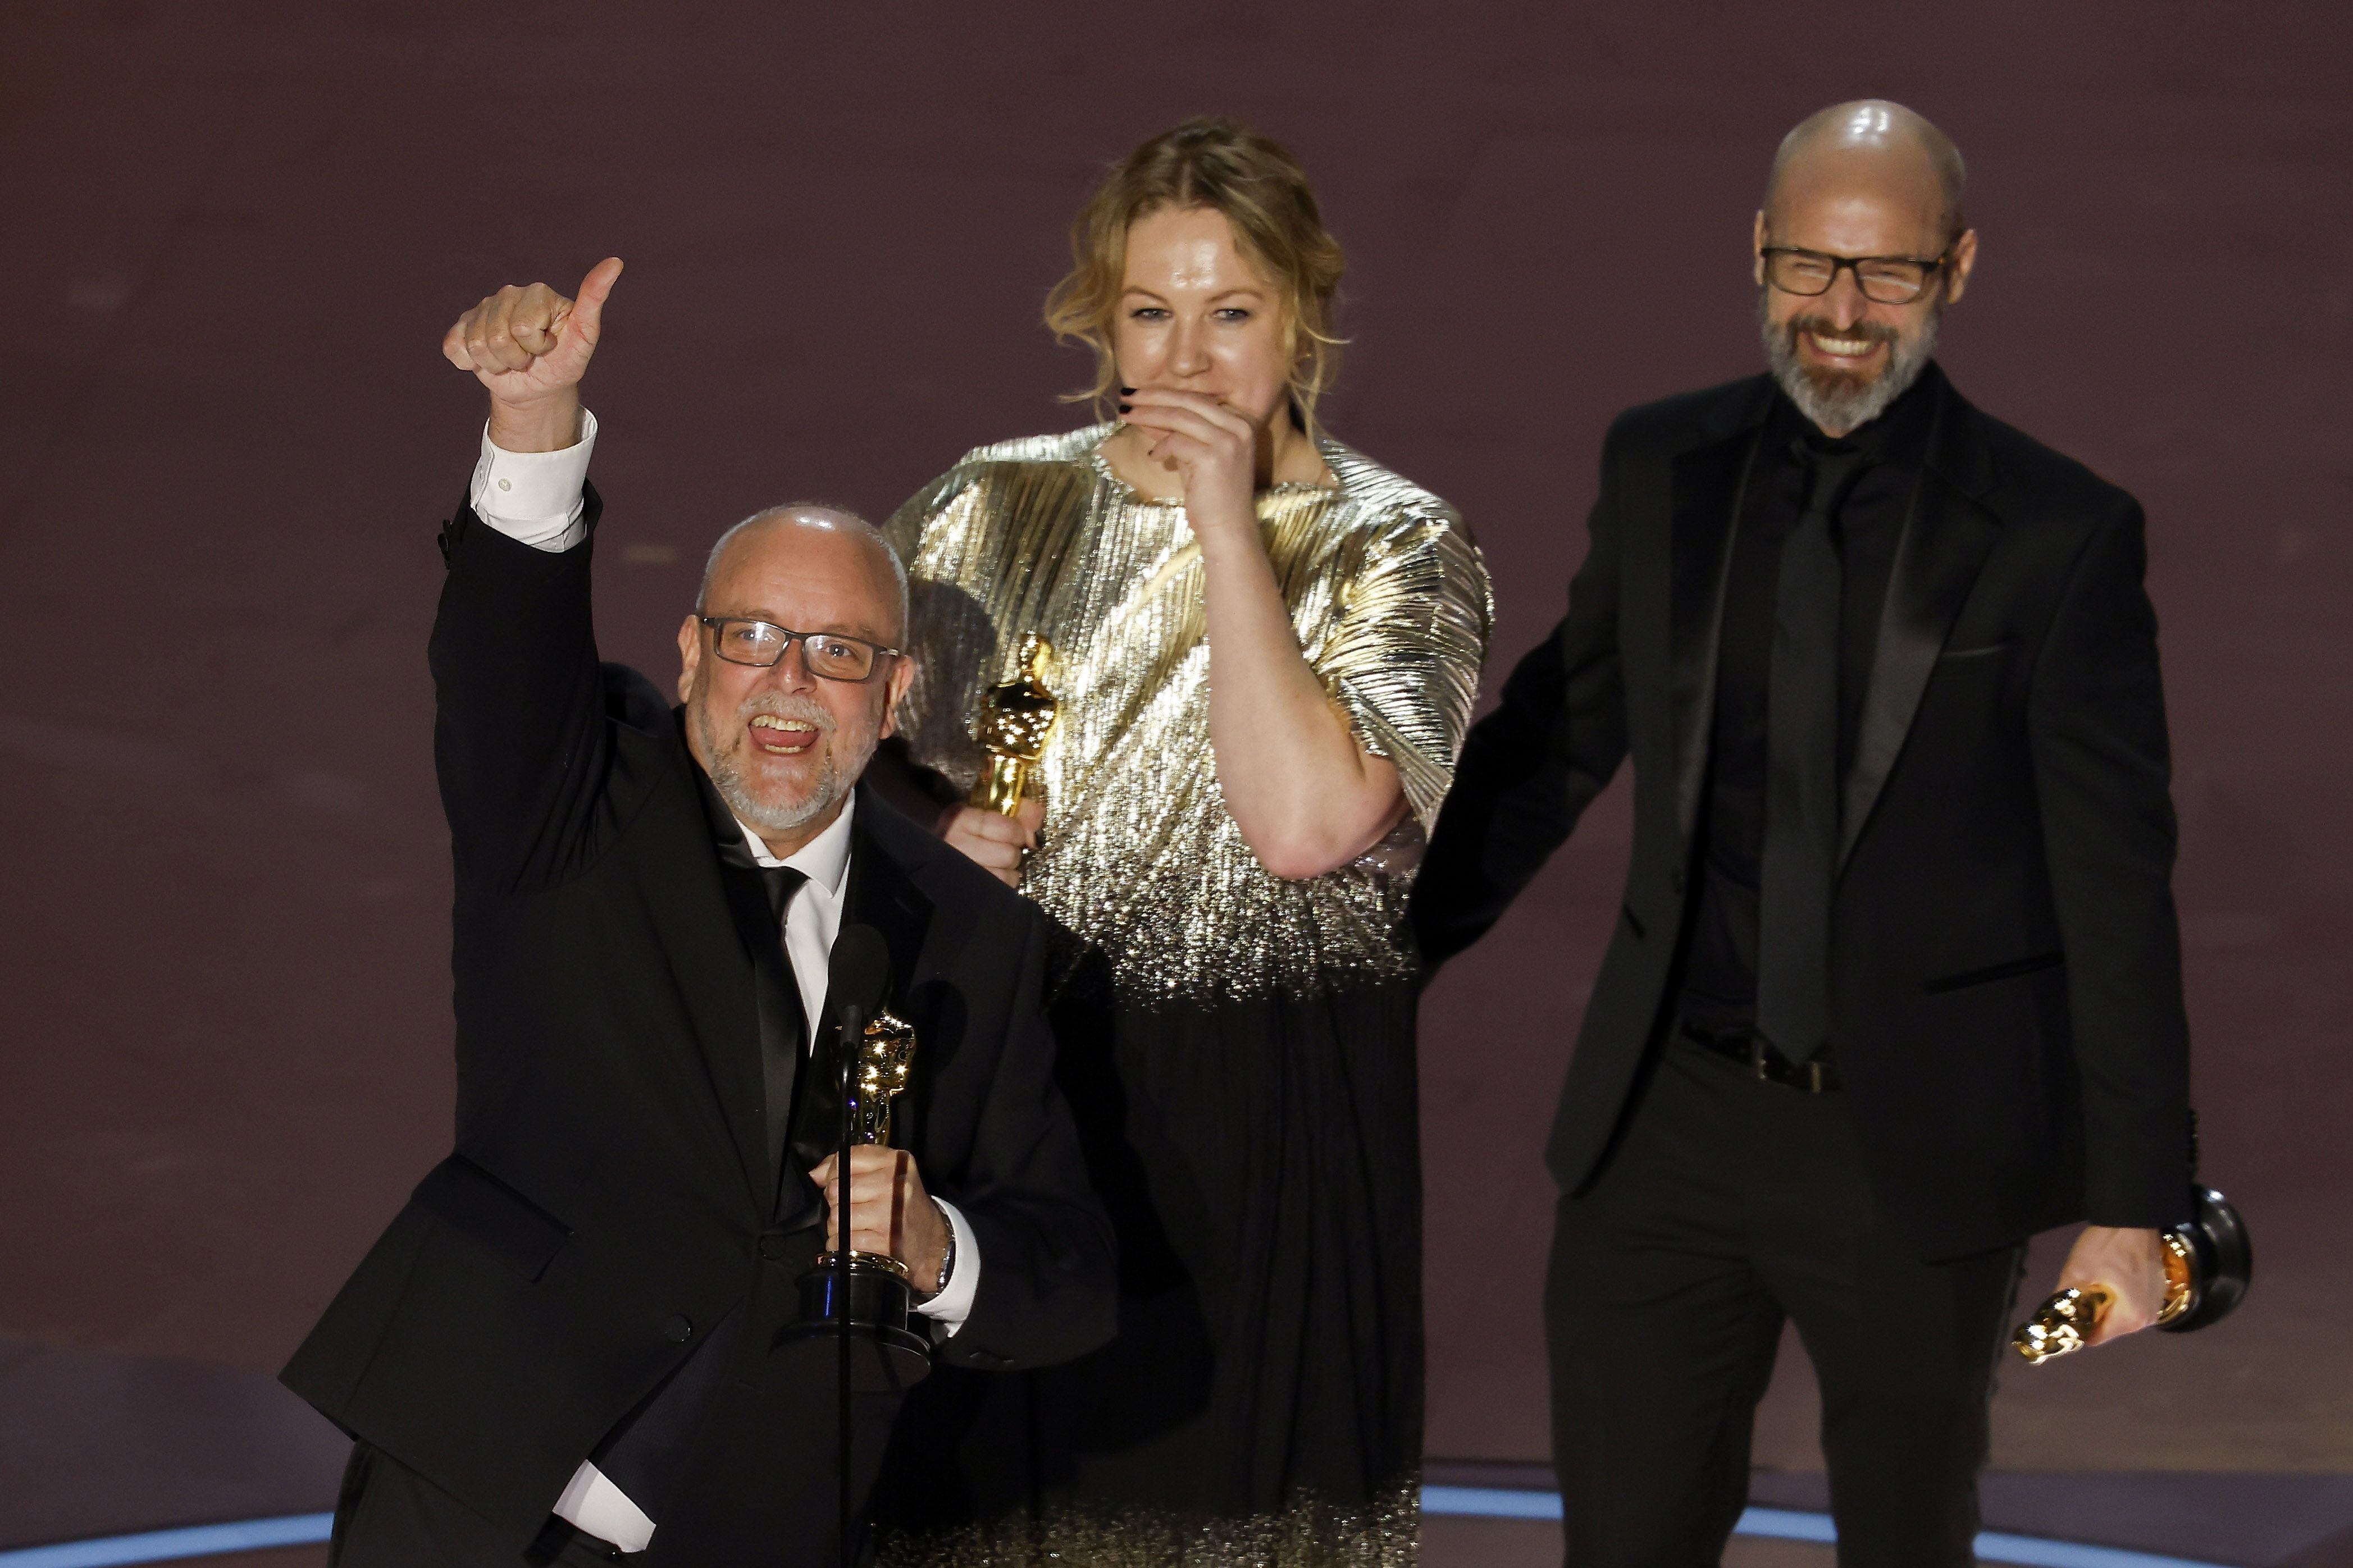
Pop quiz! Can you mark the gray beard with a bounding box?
[710,747,845,836]
[1759,291,1937,435]
[694,694,869,838]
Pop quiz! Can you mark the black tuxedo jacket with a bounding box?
[1413,369,2193,1259]
[282,491,1116,1552]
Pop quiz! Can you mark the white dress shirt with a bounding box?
[469,429,978,1552]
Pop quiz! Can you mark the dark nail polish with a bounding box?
[1117,402,1132,414]
[1119,385,1136,395]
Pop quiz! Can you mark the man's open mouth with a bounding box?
[1805,330,1885,362]
[749,714,820,755]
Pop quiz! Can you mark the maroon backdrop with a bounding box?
[2,0,2347,1547]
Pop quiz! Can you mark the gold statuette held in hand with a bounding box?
[2012,1231,2196,1364]
[850,1009,918,1149]
[832,1007,919,1282]
[969,633,1059,816]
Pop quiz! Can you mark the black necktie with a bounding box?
[1755,443,1864,1063]
[753,865,809,1177]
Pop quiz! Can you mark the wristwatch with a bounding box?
[918,1199,956,1300]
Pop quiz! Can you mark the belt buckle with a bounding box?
[1749,1037,1830,1093]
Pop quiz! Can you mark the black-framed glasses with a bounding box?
[1760,245,1950,305]
[696,616,900,682]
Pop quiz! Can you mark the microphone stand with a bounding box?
[835,1000,861,1568]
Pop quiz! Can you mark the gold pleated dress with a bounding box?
[868,424,1490,1566]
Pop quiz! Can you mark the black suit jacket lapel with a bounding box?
[1840,379,2003,866]
[648,754,777,1214]
[1667,381,1773,845]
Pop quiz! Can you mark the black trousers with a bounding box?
[329,1443,623,1567]
[1545,1034,2024,1567]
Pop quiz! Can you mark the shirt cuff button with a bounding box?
[497,478,513,491]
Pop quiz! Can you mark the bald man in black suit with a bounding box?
[1415,104,2192,1565]
[284,259,1115,1567]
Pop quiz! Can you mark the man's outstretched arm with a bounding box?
[1411,444,1632,968]
[428,259,630,894]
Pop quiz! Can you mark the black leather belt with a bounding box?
[1679,1018,1843,1094]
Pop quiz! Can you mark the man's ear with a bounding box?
[1752,210,1769,285]
[877,655,916,740]
[676,614,703,705]
[1943,227,1979,304]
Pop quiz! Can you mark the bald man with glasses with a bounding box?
[284,259,1114,1568]
[1415,103,2195,1564]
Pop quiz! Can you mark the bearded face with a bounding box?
[674,513,911,851]
[691,681,881,837]
[1759,287,1940,435]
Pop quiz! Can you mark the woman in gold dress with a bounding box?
[869,118,1490,1565]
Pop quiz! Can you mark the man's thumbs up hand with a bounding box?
[444,256,623,452]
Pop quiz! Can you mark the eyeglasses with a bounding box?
[1760,245,1950,305]
[697,616,900,683]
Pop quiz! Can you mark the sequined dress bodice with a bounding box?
[887,425,1490,1003]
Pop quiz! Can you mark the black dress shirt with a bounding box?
[1675,373,1939,1039]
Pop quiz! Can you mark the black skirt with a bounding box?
[872,975,1424,1565]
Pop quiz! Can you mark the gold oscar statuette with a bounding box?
[2012,1232,2196,1364]
[850,1009,919,1149]
[2011,1182,2252,1365]
[781,1007,931,1386]
[968,633,1059,816]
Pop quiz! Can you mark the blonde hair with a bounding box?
[1045,116,1347,423]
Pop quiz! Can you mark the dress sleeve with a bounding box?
[1307,506,1493,834]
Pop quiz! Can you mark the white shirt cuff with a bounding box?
[913,1197,980,1334]
[469,408,597,551]
[553,1459,655,1553]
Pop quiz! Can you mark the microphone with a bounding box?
[823,921,890,1568]
[826,924,891,1030]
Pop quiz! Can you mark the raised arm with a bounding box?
[1118,391,1413,879]
[428,259,627,894]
